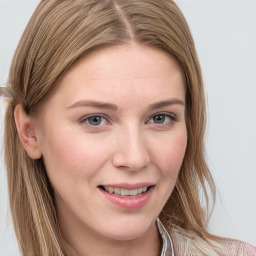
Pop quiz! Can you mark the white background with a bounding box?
[0,0,255,255]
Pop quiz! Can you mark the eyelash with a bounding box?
[79,114,110,127]
[79,112,177,128]
[147,112,177,126]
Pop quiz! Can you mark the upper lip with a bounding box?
[99,183,155,189]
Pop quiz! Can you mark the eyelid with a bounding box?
[79,114,111,125]
[77,111,177,128]
[147,111,177,122]
[145,112,178,129]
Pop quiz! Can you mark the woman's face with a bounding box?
[34,44,187,242]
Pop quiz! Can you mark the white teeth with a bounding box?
[103,186,148,196]
[114,187,120,194]
[138,187,143,193]
[129,189,137,196]
[108,187,114,193]
[121,188,129,196]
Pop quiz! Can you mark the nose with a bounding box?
[112,126,150,171]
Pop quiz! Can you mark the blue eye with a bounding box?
[81,115,108,126]
[148,113,176,126]
[153,114,166,124]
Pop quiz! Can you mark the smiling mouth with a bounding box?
[98,186,151,197]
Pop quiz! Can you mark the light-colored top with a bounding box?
[157,218,256,256]
[157,218,174,256]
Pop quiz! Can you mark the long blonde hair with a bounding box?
[4,0,220,255]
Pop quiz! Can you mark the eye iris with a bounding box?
[88,116,102,125]
[153,115,165,124]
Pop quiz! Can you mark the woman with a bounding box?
[1,0,255,255]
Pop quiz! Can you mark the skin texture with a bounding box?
[15,44,187,256]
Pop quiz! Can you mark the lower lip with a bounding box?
[99,187,154,209]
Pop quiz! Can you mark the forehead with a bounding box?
[63,44,184,81]
[48,44,186,108]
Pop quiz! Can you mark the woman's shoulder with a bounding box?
[219,238,256,256]
[169,227,256,256]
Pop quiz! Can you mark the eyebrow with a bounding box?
[67,100,118,111]
[67,98,185,111]
[149,99,185,110]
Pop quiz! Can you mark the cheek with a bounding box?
[40,127,107,181]
[151,130,187,208]
[153,131,187,176]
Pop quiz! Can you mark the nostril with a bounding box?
[112,154,150,171]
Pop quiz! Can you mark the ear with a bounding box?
[14,105,42,159]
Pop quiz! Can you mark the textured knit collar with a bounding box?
[157,218,175,256]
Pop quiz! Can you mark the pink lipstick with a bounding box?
[98,183,154,209]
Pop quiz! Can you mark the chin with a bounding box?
[104,230,146,241]
[111,229,145,241]
[100,217,156,241]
